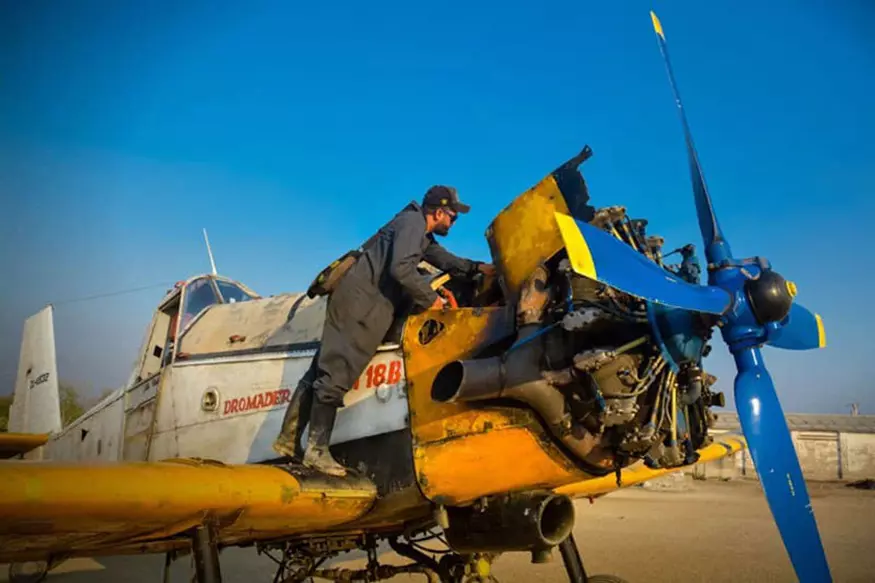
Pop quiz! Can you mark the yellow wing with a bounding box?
[554,434,746,498]
[0,458,376,564]
[0,432,50,459]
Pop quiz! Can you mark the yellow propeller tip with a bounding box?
[650,10,665,38]
[785,280,798,298]
[815,313,826,348]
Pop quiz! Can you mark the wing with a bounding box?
[0,432,50,459]
[0,458,377,564]
[553,434,746,498]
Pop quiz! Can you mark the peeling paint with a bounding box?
[280,485,299,504]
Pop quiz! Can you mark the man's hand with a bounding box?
[477,263,497,277]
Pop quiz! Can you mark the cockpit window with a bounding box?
[215,280,255,304]
[181,277,220,329]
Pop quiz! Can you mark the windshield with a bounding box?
[180,277,220,329]
[215,280,255,304]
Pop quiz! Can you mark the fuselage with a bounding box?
[41,279,412,469]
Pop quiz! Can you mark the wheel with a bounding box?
[8,561,50,583]
[437,553,467,583]
[587,575,630,583]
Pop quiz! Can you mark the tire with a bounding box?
[8,561,49,583]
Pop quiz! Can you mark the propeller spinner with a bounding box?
[553,12,831,582]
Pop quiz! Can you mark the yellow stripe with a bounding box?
[554,435,747,498]
[554,212,598,280]
[650,10,665,39]
[815,313,826,348]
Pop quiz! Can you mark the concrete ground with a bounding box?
[5,479,874,583]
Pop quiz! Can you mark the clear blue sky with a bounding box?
[1,1,872,414]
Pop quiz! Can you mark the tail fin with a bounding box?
[8,305,62,435]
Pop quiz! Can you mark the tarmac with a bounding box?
[5,478,874,583]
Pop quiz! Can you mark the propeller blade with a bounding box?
[554,212,732,315]
[767,303,827,351]
[650,11,730,266]
[734,347,832,582]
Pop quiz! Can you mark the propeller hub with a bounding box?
[744,270,794,325]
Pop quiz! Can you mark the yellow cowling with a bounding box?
[403,161,600,507]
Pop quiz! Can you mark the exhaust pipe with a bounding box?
[431,265,599,461]
[443,491,576,558]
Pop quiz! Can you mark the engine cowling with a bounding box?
[432,205,722,476]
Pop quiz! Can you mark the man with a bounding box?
[273,185,496,476]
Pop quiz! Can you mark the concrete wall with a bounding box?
[842,433,875,480]
[794,431,841,481]
[696,424,875,482]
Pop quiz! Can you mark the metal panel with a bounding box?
[265,295,327,347]
[177,293,314,357]
[65,395,125,462]
[402,306,589,505]
[123,375,161,461]
[485,173,571,300]
[123,401,156,461]
[166,347,409,464]
[126,374,160,411]
[149,367,179,461]
[141,311,171,380]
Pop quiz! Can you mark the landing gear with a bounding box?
[559,533,588,583]
[558,533,629,583]
[255,530,628,583]
[189,522,222,583]
[258,533,501,583]
[7,560,50,583]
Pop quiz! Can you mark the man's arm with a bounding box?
[423,239,480,279]
[389,214,441,311]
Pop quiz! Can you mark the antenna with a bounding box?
[203,228,218,275]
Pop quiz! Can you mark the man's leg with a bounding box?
[302,313,391,476]
[272,349,320,460]
[302,336,370,477]
[300,278,396,476]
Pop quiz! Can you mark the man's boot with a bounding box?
[272,381,314,461]
[302,401,348,477]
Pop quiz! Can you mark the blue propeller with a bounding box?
[556,12,831,582]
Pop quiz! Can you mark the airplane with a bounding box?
[0,12,831,583]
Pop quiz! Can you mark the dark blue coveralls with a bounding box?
[273,192,482,475]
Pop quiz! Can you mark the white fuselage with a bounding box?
[29,275,413,465]
[42,345,409,464]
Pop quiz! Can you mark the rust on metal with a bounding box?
[401,306,591,505]
[178,293,325,357]
[486,173,571,299]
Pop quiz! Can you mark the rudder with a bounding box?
[8,305,62,436]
